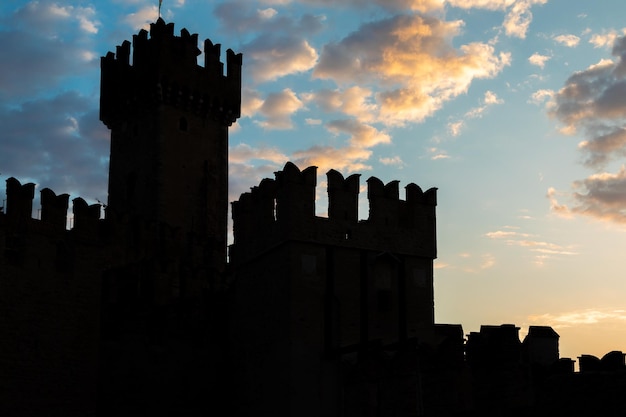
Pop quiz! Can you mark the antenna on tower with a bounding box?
[158,0,163,18]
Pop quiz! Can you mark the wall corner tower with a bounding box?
[100,18,241,266]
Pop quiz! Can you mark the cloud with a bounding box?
[448,121,464,136]
[480,253,496,269]
[428,147,450,160]
[228,144,290,201]
[528,52,550,68]
[546,187,573,218]
[529,308,626,328]
[501,0,546,39]
[379,156,404,166]
[10,2,99,35]
[549,36,626,170]
[314,14,510,126]
[244,35,318,83]
[589,29,626,49]
[486,227,577,263]
[292,144,372,173]
[124,6,159,30]
[240,88,265,118]
[304,86,377,123]
[553,34,580,48]
[0,92,108,202]
[255,88,304,129]
[215,1,325,35]
[326,119,391,148]
[448,90,503,135]
[529,89,554,105]
[0,2,99,99]
[449,252,496,273]
[483,90,503,105]
[485,230,532,239]
[230,143,289,165]
[553,166,626,223]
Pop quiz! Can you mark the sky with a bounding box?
[1,0,626,361]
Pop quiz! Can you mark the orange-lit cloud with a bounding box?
[314,14,510,126]
[327,119,391,148]
[303,86,377,123]
[568,166,626,223]
[255,88,304,129]
[529,308,626,328]
[292,144,372,173]
[486,227,578,263]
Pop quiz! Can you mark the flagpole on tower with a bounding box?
[158,0,163,18]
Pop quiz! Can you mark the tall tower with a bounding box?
[100,18,241,267]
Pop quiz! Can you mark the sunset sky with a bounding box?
[2,0,626,361]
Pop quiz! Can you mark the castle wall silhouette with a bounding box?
[1,19,626,417]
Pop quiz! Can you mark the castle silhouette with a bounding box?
[1,18,626,417]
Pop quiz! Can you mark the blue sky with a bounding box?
[2,0,626,360]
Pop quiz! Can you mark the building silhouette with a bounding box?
[1,18,626,417]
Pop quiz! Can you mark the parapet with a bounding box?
[2,177,101,236]
[230,162,437,264]
[100,18,242,127]
[6,177,35,223]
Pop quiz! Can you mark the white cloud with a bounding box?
[230,143,288,165]
[379,156,404,166]
[483,90,503,105]
[589,29,626,48]
[553,34,580,47]
[502,0,547,39]
[448,120,464,136]
[246,36,318,83]
[529,89,554,105]
[528,52,550,68]
[258,8,278,19]
[124,6,158,30]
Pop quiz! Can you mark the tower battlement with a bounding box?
[3,178,101,236]
[100,18,242,127]
[230,162,437,264]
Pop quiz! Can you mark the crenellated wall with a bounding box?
[100,18,242,128]
[230,162,437,265]
[3,177,102,235]
[0,178,105,416]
